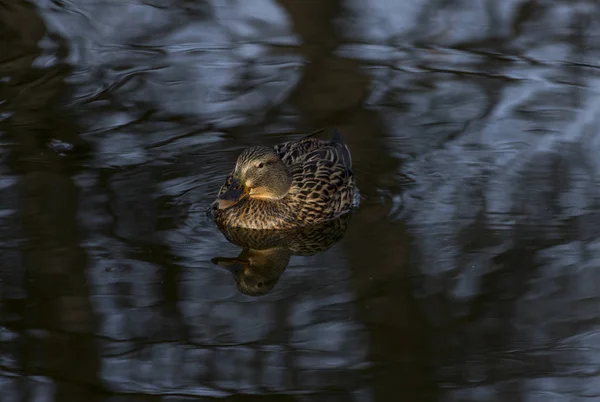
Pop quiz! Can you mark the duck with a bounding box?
[211,128,355,230]
[212,213,351,296]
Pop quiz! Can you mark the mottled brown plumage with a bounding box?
[212,213,351,296]
[212,129,355,229]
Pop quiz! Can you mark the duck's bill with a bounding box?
[214,178,249,209]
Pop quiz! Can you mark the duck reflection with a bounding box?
[212,213,351,296]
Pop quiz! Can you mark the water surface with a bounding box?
[2,1,600,401]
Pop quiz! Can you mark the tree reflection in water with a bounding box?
[2,0,600,401]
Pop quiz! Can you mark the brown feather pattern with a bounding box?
[213,130,355,229]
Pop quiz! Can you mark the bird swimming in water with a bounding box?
[211,128,355,230]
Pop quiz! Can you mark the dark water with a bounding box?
[2,0,600,401]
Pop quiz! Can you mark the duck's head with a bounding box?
[212,247,291,296]
[214,146,292,210]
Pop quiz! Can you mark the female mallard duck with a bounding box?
[212,129,355,230]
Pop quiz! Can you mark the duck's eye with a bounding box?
[257,162,264,169]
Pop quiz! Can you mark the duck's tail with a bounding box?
[330,128,352,171]
[331,128,344,143]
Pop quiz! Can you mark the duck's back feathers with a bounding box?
[272,129,354,225]
[283,133,355,224]
[274,137,325,165]
[275,128,352,172]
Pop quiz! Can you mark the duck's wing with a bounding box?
[287,143,355,223]
[275,136,328,166]
[275,128,351,171]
